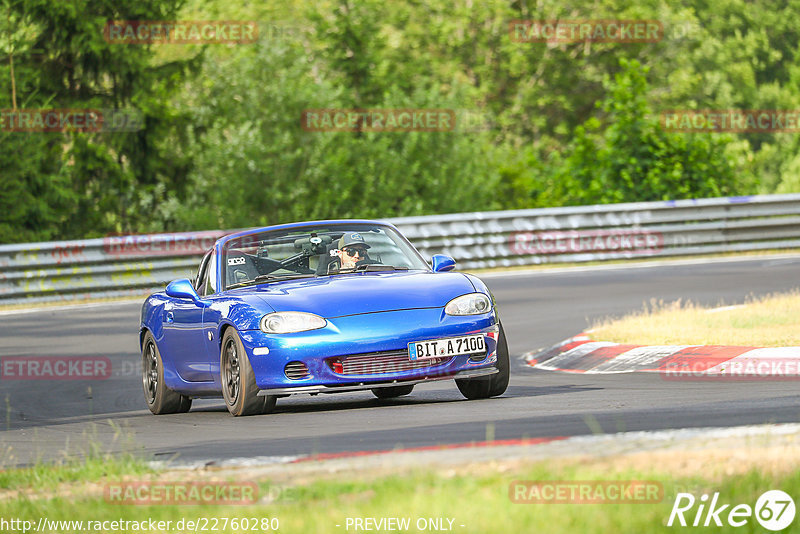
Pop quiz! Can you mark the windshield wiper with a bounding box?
[358,264,408,272]
[227,273,313,289]
[338,264,409,273]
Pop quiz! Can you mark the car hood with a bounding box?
[234,271,478,318]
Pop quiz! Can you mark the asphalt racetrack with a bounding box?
[2,255,800,466]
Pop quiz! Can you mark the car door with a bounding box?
[198,249,224,383]
[161,251,214,382]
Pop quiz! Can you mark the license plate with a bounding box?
[408,334,486,361]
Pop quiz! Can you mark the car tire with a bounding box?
[142,332,193,414]
[456,323,510,400]
[371,385,414,399]
[221,328,276,416]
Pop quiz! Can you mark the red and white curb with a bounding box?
[523,334,800,378]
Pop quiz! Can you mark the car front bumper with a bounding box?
[238,307,499,393]
[255,367,499,396]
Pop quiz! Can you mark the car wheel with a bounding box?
[371,384,414,399]
[221,329,276,416]
[456,323,510,400]
[142,332,192,414]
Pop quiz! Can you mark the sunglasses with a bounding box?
[344,247,367,257]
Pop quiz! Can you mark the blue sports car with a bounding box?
[140,220,509,416]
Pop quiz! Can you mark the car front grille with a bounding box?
[329,350,453,376]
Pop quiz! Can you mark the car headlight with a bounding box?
[444,293,492,316]
[260,312,327,334]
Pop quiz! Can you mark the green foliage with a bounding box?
[551,59,744,204]
[174,39,500,230]
[0,0,193,241]
[2,0,800,243]
[0,133,75,243]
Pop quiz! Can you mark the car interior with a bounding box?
[221,229,416,289]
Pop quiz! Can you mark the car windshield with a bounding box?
[221,223,430,290]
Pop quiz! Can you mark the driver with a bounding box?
[335,232,373,270]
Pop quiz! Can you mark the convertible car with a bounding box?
[140,220,509,416]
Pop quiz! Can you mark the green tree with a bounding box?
[173,38,500,230]
[5,0,800,243]
[0,0,195,242]
[551,59,747,204]
[0,0,75,242]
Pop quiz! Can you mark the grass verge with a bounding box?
[590,290,800,346]
[0,452,152,497]
[2,445,798,533]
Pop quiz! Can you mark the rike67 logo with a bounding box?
[668,490,795,531]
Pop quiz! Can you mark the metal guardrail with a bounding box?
[2,194,800,304]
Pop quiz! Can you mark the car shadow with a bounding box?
[188,396,464,415]
[1,383,601,432]
[188,383,599,415]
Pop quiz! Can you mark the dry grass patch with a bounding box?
[590,290,800,346]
